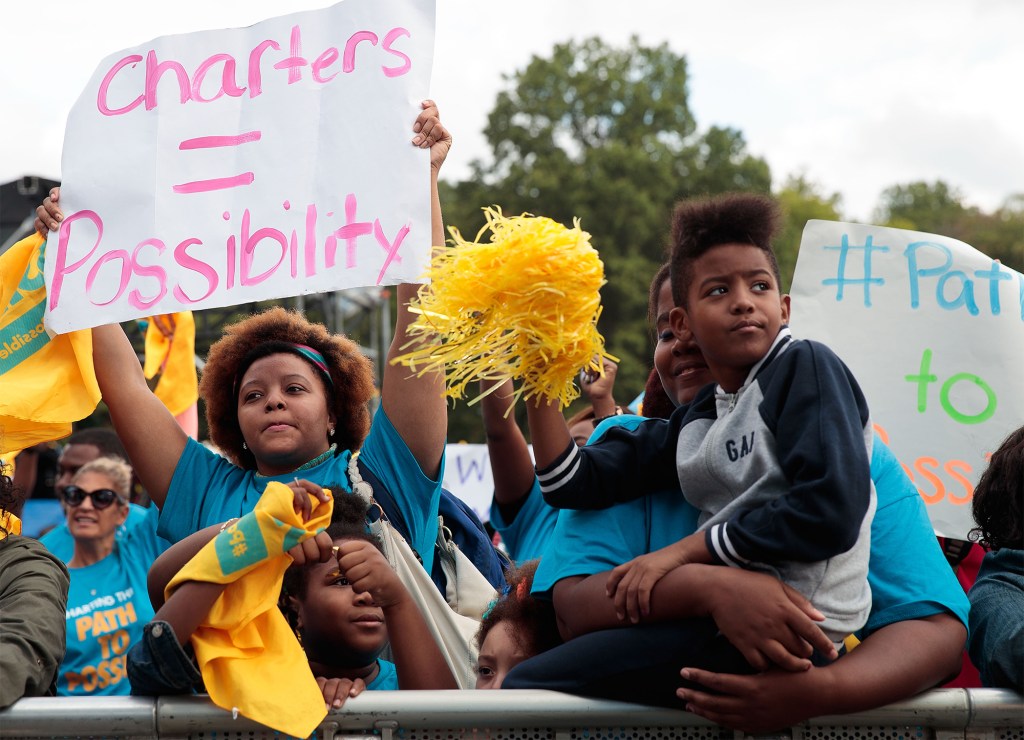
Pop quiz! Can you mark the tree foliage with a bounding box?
[437,39,1022,445]
[775,175,844,291]
[876,180,1024,273]
[440,37,770,441]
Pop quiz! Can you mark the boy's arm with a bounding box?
[336,541,457,690]
[553,562,835,672]
[481,379,536,523]
[712,343,873,566]
[676,612,965,734]
[527,398,680,510]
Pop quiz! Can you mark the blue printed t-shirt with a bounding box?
[535,415,969,633]
[858,440,969,635]
[533,415,701,599]
[367,659,399,690]
[159,406,443,574]
[59,507,165,695]
[490,478,558,564]
[42,503,160,563]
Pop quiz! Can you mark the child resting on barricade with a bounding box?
[127,479,455,737]
[473,559,562,689]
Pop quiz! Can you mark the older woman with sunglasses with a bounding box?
[57,457,165,696]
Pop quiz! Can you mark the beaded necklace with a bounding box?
[253,444,338,480]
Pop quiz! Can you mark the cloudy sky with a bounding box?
[2,0,1020,221]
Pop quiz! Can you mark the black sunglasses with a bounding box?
[62,486,124,510]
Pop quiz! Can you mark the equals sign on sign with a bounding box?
[173,131,262,194]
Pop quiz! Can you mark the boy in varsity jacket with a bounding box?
[526,193,875,651]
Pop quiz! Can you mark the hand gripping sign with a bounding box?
[44,0,436,333]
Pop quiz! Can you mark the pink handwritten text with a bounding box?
[97,24,412,116]
[49,195,411,312]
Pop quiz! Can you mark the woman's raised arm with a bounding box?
[381,100,451,480]
[91,323,187,509]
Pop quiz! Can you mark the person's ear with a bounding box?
[116,505,129,527]
[780,294,792,325]
[669,306,691,338]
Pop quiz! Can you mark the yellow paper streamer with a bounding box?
[393,208,616,409]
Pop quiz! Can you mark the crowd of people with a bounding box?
[1,102,1021,735]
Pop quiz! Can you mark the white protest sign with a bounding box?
[442,443,495,524]
[790,220,1024,539]
[44,0,436,333]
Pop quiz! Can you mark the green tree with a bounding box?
[874,181,1024,272]
[774,174,844,290]
[874,180,968,235]
[441,36,771,442]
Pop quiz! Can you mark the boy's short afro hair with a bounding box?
[669,193,782,307]
[199,307,375,469]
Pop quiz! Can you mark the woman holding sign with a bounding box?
[36,102,487,589]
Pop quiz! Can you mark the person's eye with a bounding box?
[287,384,306,393]
[753,280,771,291]
[243,390,262,402]
[707,286,726,297]
[476,664,494,677]
[333,576,351,587]
[658,329,674,342]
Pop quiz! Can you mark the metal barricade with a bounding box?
[0,688,1021,740]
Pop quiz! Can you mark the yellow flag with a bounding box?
[0,233,99,457]
[167,482,332,738]
[143,312,199,418]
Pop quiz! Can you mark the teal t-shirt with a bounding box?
[58,509,165,695]
[490,478,558,564]
[159,406,443,574]
[367,659,398,690]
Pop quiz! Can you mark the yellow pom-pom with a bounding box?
[392,207,616,409]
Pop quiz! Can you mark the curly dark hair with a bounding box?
[279,486,382,631]
[647,262,671,329]
[641,367,676,420]
[476,559,561,660]
[200,307,375,468]
[669,193,782,308]
[970,426,1024,551]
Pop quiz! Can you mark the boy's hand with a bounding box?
[316,675,366,710]
[285,479,333,565]
[705,568,837,672]
[413,99,451,173]
[336,539,403,608]
[34,187,63,235]
[606,533,708,622]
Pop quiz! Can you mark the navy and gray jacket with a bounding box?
[539,328,875,640]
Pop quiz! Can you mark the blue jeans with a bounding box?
[127,621,205,696]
